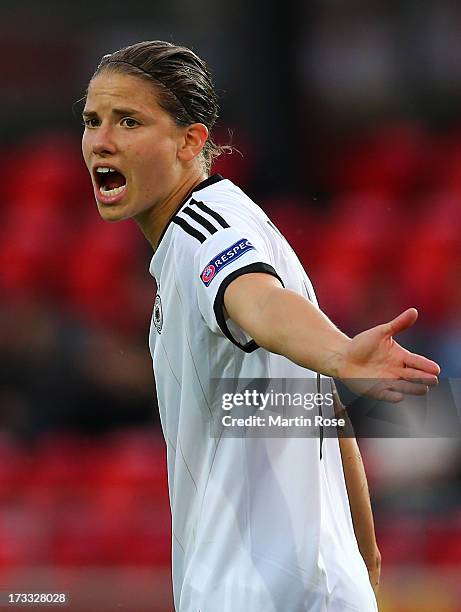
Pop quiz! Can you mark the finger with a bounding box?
[369,379,429,400]
[363,379,430,401]
[367,381,404,402]
[378,390,404,403]
[364,380,405,402]
[380,378,429,396]
[404,353,441,375]
[391,380,429,396]
[384,308,418,337]
[400,367,438,386]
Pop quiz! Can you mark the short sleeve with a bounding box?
[195,226,284,352]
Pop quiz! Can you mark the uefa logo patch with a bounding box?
[201,264,216,284]
[200,239,255,286]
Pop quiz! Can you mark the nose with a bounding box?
[91,125,117,156]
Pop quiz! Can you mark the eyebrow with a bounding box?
[82,107,142,118]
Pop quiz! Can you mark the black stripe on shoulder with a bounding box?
[182,206,218,235]
[213,262,284,353]
[172,216,206,243]
[190,199,230,229]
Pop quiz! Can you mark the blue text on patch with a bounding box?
[201,239,255,286]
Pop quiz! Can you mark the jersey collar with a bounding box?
[155,173,224,251]
[190,173,224,194]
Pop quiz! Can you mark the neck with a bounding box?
[134,170,208,250]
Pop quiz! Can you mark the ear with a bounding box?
[178,123,209,162]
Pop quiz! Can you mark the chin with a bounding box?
[97,203,131,223]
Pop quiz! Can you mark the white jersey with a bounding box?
[148,175,377,612]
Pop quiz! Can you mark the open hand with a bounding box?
[339,308,440,401]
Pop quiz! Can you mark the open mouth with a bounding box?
[94,166,127,197]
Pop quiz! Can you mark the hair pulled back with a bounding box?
[92,41,227,173]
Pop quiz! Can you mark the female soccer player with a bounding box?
[82,41,440,612]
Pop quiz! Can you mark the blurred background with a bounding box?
[1,0,460,609]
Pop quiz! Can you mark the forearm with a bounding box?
[226,281,350,377]
[339,434,379,562]
[340,432,381,597]
[330,381,379,565]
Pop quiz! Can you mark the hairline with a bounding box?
[89,53,215,174]
[92,63,194,125]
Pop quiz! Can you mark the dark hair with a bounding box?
[90,40,229,173]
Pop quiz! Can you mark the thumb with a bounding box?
[383,308,418,337]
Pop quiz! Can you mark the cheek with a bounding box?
[135,140,177,182]
[81,134,92,169]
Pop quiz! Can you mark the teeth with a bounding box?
[96,167,116,173]
[100,184,127,197]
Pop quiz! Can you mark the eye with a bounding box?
[83,117,100,128]
[121,117,140,128]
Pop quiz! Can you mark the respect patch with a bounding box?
[200,239,255,286]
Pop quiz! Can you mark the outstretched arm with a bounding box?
[223,273,440,398]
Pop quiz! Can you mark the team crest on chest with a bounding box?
[153,294,163,334]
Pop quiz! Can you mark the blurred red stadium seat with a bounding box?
[4,134,91,216]
[326,122,433,198]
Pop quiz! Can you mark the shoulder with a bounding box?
[174,179,269,242]
[167,200,230,276]
[172,197,232,247]
[166,177,277,275]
